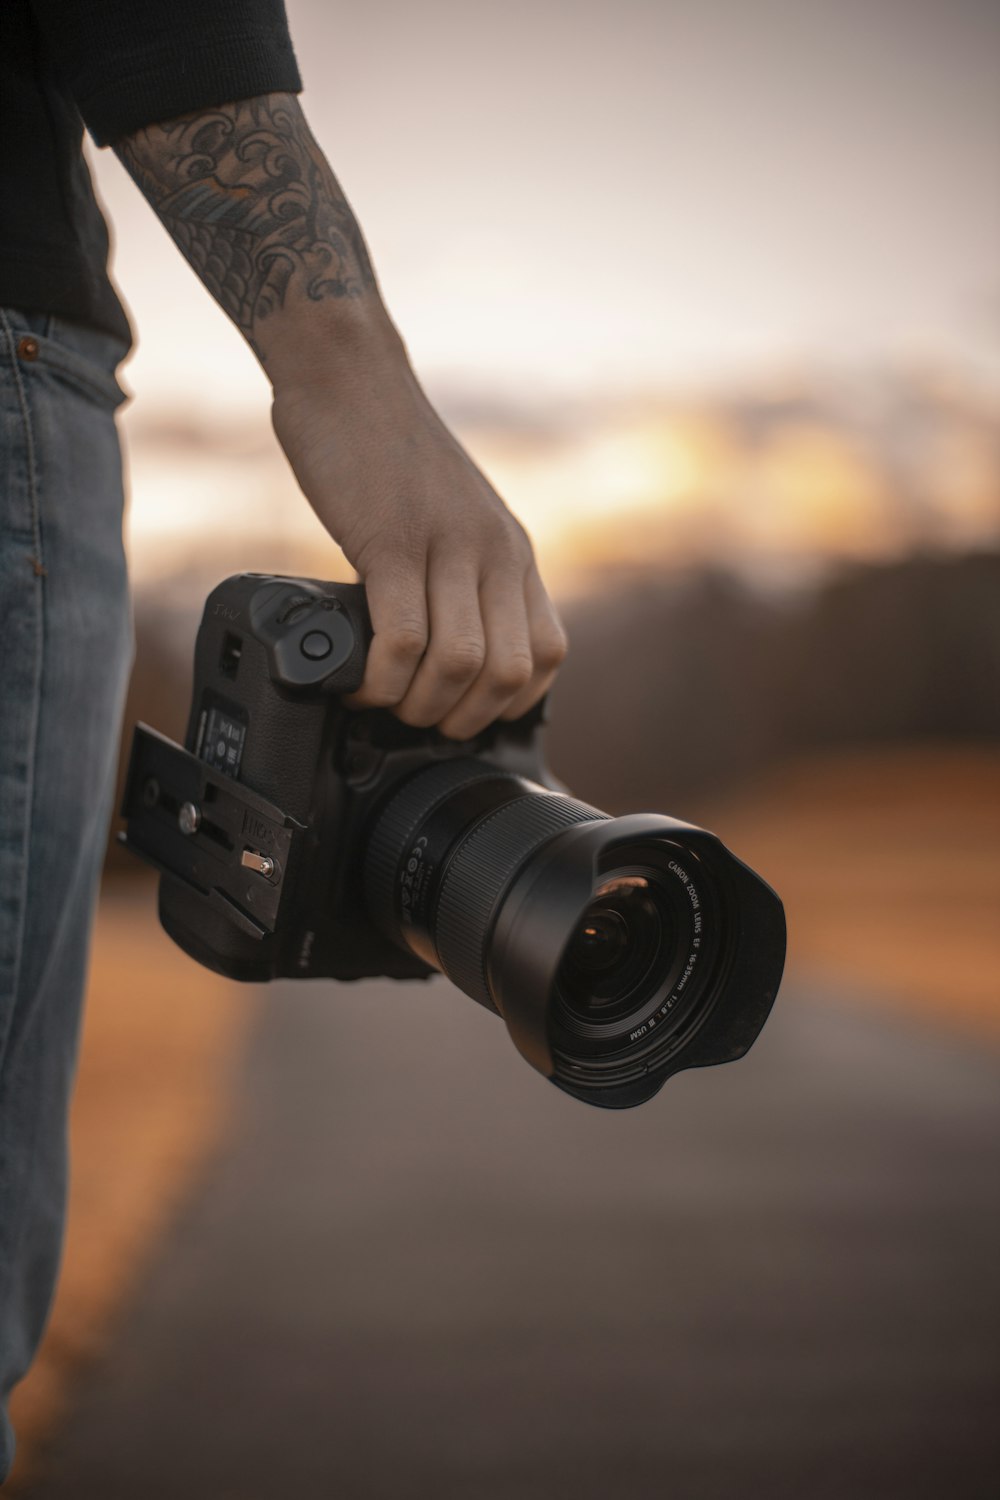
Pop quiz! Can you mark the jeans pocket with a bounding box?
[6,310,130,412]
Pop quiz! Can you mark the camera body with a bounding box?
[125,573,559,986]
[122,572,786,1109]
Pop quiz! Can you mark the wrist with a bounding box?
[259,293,408,396]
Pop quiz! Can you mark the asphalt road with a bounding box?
[32,976,1000,1500]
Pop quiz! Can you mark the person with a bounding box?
[0,0,568,1476]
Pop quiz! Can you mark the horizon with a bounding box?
[119,361,1000,598]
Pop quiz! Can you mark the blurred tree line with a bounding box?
[548,548,1000,812]
[107,547,1000,870]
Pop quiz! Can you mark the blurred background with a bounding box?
[7,0,1000,1495]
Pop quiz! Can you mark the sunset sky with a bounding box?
[86,0,1000,586]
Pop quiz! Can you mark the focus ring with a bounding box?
[435,793,609,1010]
[364,759,513,939]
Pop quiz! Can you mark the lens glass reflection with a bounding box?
[555,874,671,1029]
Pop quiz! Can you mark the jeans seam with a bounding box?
[0,311,45,1061]
[0,311,45,577]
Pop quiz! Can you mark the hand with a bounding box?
[270,322,568,740]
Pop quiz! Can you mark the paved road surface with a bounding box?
[31,978,1000,1499]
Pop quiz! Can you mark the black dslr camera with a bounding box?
[122,573,785,1109]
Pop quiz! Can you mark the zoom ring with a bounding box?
[435,793,609,1010]
[364,759,514,938]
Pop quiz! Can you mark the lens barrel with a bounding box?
[364,759,785,1109]
[365,759,608,1006]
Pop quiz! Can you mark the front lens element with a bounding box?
[556,876,671,1027]
[566,907,630,975]
[552,868,693,1043]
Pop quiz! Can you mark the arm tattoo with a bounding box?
[115,94,378,354]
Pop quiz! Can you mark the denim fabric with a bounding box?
[0,307,132,1480]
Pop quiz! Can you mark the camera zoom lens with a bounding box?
[363,756,769,1109]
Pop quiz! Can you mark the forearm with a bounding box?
[114,88,568,739]
[114,92,402,383]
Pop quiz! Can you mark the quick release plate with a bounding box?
[119,723,304,939]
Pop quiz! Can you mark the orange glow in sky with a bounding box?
[121,378,1000,600]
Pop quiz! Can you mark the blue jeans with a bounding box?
[0,307,132,1480]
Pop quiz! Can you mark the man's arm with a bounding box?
[115,93,568,739]
[114,94,377,358]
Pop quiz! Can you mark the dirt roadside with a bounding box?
[5,890,256,1489]
[702,743,1000,1042]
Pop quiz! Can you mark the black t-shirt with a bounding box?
[0,0,302,344]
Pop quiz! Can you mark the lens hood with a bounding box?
[488,814,786,1109]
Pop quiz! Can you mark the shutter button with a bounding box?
[301,630,333,660]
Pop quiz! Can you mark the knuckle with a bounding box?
[498,509,529,548]
[383,620,428,661]
[490,652,534,695]
[537,629,569,671]
[354,532,416,580]
[436,636,486,681]
[497,531,532,574]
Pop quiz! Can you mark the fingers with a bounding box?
[344,544,568,740]
[436,565,535,740]
[435,561,569,739]
[496,564,569,722]
[341,550,429,711]
[392,550,486,729]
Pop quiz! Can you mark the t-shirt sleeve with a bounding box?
[29,0,302,147]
